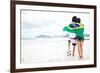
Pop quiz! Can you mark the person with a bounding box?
[75,18,84,58]
[63,16,84,58]
[67,16,78,56]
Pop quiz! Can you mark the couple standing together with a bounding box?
[63,16,84,58]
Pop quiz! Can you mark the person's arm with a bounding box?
[63,25,76,33]
[63,23,84,33]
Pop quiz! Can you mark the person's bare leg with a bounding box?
[72,46,75,56]
[80,41,83,58]
[67,40,71,56]
[72,43,76,56]
[68,40,71,50]
[77,41,81,58]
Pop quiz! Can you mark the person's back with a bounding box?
[74,19,84,40]
[63,17,84,40]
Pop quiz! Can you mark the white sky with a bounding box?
[21,10,90,38]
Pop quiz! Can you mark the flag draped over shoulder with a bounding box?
[63,23,84,39]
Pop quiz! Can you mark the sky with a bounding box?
[21,9,90,39]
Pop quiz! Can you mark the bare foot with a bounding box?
[80,56,83,58]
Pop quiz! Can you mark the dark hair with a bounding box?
[76,18,81,23]
[72,16,77,22]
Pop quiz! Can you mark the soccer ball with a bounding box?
[67,50,71,56]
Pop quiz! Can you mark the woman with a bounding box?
[63,16,84,58]
[75,18,84,58]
